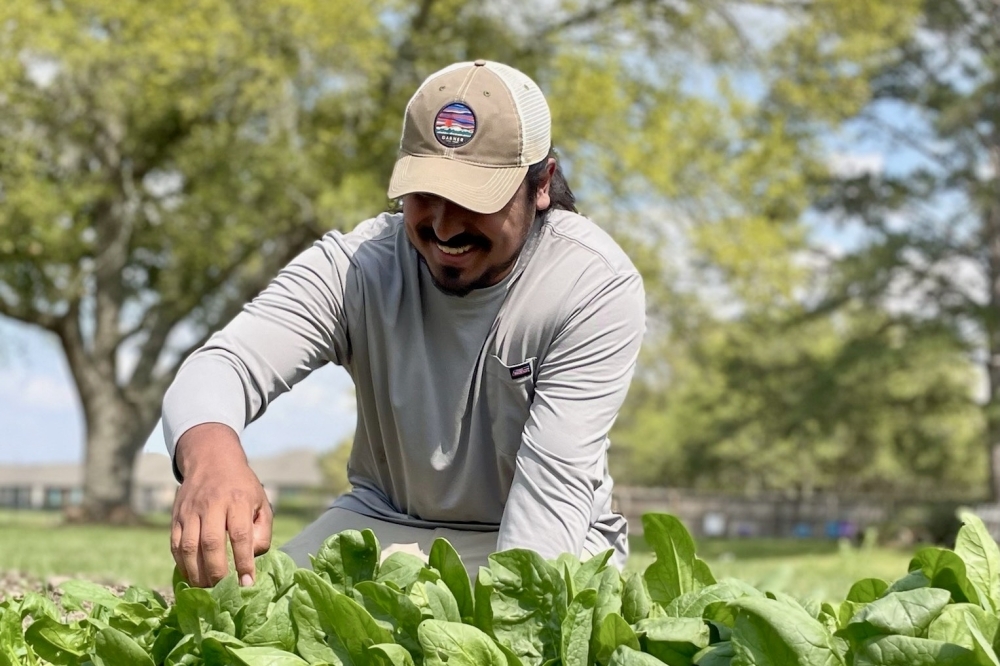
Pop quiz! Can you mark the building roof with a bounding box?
[0,449,325,489]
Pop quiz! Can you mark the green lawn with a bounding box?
[0,510,915,602]
[0,510,311,589]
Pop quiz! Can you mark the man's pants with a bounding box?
[279,507,500,578]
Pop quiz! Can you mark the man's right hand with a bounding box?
[170,423,273,588]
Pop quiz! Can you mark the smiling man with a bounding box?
[162,60,646,588]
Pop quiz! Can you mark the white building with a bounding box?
[0,449,326,513]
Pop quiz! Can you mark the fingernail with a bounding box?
[240,574,253,587]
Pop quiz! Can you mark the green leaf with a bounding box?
[255,549,298,592]
[58,581,123,613]
[176,586,235,639]
[910,547,981,605]
[574,550,615,593]
[23,617,89,665]
[418,619,507,666]
[19,593,61,622]
[607,645,668,665]
[886,570,931,595]
[241,591,295,652]
[968,614,1000,666]
[377,552,434,592]
[592,566,624,627]
[429,538,475,622]
[311,529,381,594]
[842,587,952,645]
[480,549,567,665]
[290,584,346,665]
[369,642,417,666]
[928,604,999,651]
[561,588,597,666]
[425,581,462,623]
[593,613,640,666]
[854,635,977,665]
[355,580,423,656]
[956,511,1000,612]
[846,579,890,604]
[730,596,845,666]
[201,629,247,663]
[92,626,154,666]
[211,572,245,620]
[230,645,311,665]
[642,514,716,605]
[665,580,762,620]
[294,568,393,664]
[693,641,735,666]
[621,573,652,624]
[636,616,710,665]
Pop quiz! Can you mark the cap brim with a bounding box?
[387,155,527,214]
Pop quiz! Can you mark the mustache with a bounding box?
[417,227,490,250]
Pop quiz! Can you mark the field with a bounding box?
[0,509,916,603]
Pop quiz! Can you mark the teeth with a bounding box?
[437,243,473,255]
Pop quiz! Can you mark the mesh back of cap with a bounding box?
[484,61,551,165]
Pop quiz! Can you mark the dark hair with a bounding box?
[526,148,577,215]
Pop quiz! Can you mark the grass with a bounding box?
[0,509,311,589]
[0,510,915,602]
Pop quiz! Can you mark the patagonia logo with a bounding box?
[509,362,532,380]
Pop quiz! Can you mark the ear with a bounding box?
[535,158,556,211]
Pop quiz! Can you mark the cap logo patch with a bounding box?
[434,102,476,147]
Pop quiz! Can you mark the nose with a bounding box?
[430,199,471,242]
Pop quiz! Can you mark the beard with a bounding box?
[427,253,520,297]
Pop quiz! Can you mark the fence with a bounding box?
[613,486,986,542]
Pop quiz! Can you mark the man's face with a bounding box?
[402,162,553,297]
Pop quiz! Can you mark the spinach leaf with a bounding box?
[642,514,716,606]
[312,529,381,594]
[418,619,507,666]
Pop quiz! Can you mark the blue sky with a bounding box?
[0,316,357,464]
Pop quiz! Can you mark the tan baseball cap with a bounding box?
[387,60,551,214]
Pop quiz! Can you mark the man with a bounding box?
[163,59,645,588]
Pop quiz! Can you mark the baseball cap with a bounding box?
[387,59,551,214]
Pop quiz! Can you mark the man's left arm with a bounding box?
[497,271,645,559]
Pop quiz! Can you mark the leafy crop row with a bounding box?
[2,511,1000,665]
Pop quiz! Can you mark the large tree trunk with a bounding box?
[56,295,163,524]
[74,386,152,524]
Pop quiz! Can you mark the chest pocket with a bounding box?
[484,355,537,457]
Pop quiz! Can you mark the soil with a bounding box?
[0,570,174,609]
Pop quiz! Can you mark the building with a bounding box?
[0,449,326,513]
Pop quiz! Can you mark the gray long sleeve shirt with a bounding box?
[162,208,645,566]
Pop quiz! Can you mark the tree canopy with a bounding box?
[0,0,985,515]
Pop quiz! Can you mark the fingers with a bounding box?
[228,503,256,587]
[199,508,230,587]
[253,500,274,556]
[171,512,203,587]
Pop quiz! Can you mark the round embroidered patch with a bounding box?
[434,102,476,147]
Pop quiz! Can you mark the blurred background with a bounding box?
[1,0,997,601]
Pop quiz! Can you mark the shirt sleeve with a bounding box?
[161,233,355,478]
[495,271,645,559]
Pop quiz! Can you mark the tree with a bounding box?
[813,0,1000,498]
[0,0,926,521]
[612,306,986,498]
[319,438,353,498]
[0,0,824,521]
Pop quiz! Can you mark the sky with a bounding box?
[0,316,357,464]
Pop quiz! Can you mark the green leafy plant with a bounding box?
[3,511,999,665]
